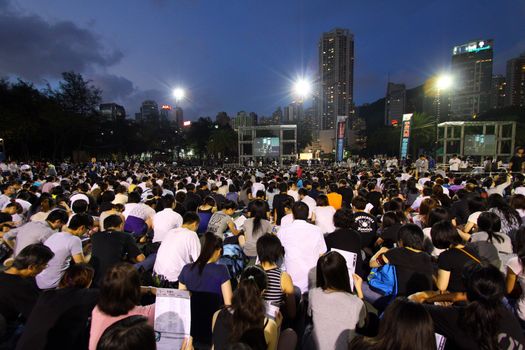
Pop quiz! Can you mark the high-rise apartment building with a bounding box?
[318,28,354,130]
[491,75,506,109]
[174,107,184,129]
[138,100,159,122]
[283,101,303,124]
[99,103,126,121]
[384,82,406,125]
[505,53,525,107]
[450,39,493,119]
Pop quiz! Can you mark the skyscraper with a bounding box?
[283,101,303,124]
[505,53,525,107]
[450,39,493,119]
[174,107,184,129]
[99,103,126,121]
[491,75,506,109]
[384,82,406,126]
[139,100,159,122]
[318,28,354,130]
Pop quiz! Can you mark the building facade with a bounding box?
[99,103,126,121]
[505,53,525,107]
[138,100,159,123]
[318,28,354,130]
[450,39,493,119]
[384,82,406,126]
[491,75,506,109]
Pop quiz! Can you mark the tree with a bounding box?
[186,117,214,160]
[296,119,313,151]
[207,127,237,159]
[48,71,102,117]
[410,112,436,157]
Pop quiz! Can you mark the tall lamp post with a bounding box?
[435,75,452,162]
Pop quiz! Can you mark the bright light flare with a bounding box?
[293,79,312,99]
[436,75,453,90]
[173,88,185,101]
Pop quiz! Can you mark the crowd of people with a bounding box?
[1,150,525,349]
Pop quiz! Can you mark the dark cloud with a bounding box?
[0,2,122,81]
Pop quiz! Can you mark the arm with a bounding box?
[133,253,146,263]
[369,247,389,268]
[227,220,240,236]
[281,271,296,319]
[506,266,518,294]
[72,253,88,264]
[221,280,233,306]
[436,269,451,292]
[353,274,364,299]
[179,282,187,290]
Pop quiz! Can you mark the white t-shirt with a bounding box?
[251,182,265,198]
[123,203,155,221]
[36,232,83,289]
[153,227,201,282]
[301,195,317,219]
[287,189,299,202]
[153,209,183,243]
[507,257,525,320]
[449,158,461,171]
[277,220,327,293]
[280,213,294,228]
[314,206,336,234]
[410,195,430,211]
[467,211,482,226]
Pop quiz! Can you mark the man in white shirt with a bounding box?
[298,188,316,219]
[287,181,299,202]
[449,154,461,172]
[251,177,265,198]
[152,195,183,243]
[277,202,327,294]
[153,212,201,287]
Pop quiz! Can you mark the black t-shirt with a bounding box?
[0,273,40,323]
[380,223,402,248]
[16,288,100,350]
[337,187,354,208]
[437,247,479,292]
[351,212,378,251]
[90,230,143,286]
[247,200,270,217]
[451,199,470,225]
[210,193,226,210]
[510,155,524,172]
[184,192,203,212]
[425,304,525,350]
[325,228,364,277]
[272,193,294,225]
[367,191,382,210]
[384,247,433,296]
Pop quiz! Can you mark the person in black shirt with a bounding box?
[450,189,472,225]
[337,179,354,208]
[325,208,364,277]
[423,264,525,350]
[183,183,203,212]
[272,182,294,225]
[351,196,378,257]
[432,220,480,293]
[370,224,433,296]
[509,147,525,173]
[366,182,382,215]
[308,182,322,200]
[90,215,145,287]
[0,244,54,347]
[196,181,211,201]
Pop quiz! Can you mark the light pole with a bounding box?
[172,87,185,104]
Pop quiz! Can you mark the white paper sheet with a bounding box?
[154,288,191,350]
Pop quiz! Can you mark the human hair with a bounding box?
[102,213,122,229]
[229,184,238,193]
[162,194,175,209]
[431,220,462,249]
[12,243,54,270]
[316,194,329,207]
[487,194,521,227]
[510,194,525,210]
[350,298,436,350]
[59,263,94,289]
[223,200,237,211]
[298,188,308,197]
[72,199,88,214]
[249,200,267,234]
[68,213,93,230]
[186,183,196,192]
[46,209,69,224]
[98,263,141,317]
[292,201,309,221]
[256,233,284,264]
[467,196,487,213]
[427,207,451,227]
[352,196,367,210]
[516,227,525,267]
[329,183,338,193]
[477,212,504,244]
[316,251,352,293]
[333,208,353,228]
[182,211,200,225]
[398,224,425,250]
[192,232,223,274]
[459,264,506,350]
[127,191,141,203]
[381,211,399,229]
[278,182,288,193]
[419,198,438,217]
[230,266,267,343]
[96,315,156,350]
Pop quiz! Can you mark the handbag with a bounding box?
[368,264,398,296]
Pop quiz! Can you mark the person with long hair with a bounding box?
[312,194,336,234]
[308,251,365,350]
[89,263,155,350]
[96,315,156,350]
[178,232,233,305]
[425,264,525,349]
[349,298,436,350]
[242,200,273,259]
[471,212,513,265]
[212,266,282,350]
[506,227,525,324]
[487,193,521,235]
[510,194,525,221]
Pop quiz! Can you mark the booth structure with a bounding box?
[437,121,516,163]
[237,125,297,166]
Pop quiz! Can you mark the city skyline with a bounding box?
[1,0,524,120]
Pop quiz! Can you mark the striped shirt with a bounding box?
[263,267,284,305]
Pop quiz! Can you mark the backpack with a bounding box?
[367,264,398,296]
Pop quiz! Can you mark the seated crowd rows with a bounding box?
[1,161,525,349]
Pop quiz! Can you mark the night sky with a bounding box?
[1,0,524,120]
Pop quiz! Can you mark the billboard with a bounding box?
[464,134,496,155]
[254,137,280,157]
[399,113,413,160]
[336,116,347,162]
